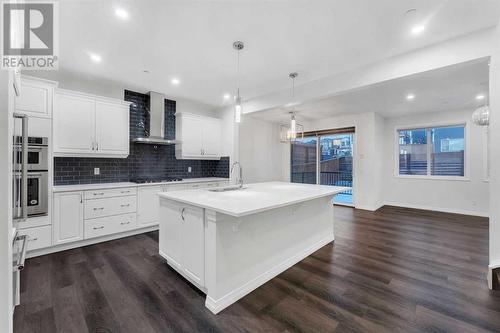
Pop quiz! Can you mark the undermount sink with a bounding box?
[208,185,246,192]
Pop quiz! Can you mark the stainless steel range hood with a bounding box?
[132,91,180,145]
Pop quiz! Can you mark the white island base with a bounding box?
[158,182,346,314]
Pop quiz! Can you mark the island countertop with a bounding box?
[158,181,349,217]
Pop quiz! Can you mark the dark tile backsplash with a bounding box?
[54,90,230,185]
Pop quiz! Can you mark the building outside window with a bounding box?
[397,124,466,178]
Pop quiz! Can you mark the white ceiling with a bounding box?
[57,0,499,107]
[249,58,490,122]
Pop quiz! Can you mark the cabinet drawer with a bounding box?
[84,187,136,200]
[17,225,52,251]
[85,196,137,219]
[84,213,136,239]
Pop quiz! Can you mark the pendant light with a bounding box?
[280,72,303,142]
[287,72,298,139]
[233,41,244,123]
[472,94,490,126]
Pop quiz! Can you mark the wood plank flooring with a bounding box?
[14,206,500,333]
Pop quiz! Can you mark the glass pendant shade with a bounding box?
[234,95,242,123]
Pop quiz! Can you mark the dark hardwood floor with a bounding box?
[14,206,500,333]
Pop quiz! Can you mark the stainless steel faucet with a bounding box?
[231,162,243,188]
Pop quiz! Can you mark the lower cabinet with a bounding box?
[159,200,205,287]
[53,191,84,245]
[137,186,161,227]
[85,213,136,239]
[17,225,52,251]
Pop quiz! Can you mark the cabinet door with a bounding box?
[159,200,183,268]
[137,186,161,227]
[95,101,129,155]
[53,93,95,154]
[53,192,84,245]
[202,118,221,157]
[181,116,203,156]
[181,206,205,286]
[15,78,54,118]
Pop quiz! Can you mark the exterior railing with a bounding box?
[291,171,353,195]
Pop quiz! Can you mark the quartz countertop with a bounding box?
[53,177,229,193]
[158,181,349,217]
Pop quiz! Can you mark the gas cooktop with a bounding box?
[130,177,183,184]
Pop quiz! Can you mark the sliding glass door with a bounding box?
[319,134,353,205]
[291,129,354,206]
[291,137,317,184]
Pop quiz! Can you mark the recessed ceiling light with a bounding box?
[115,8,129,20]
[89,53,102,63]
[223,94,231,100]
[411,25,426,35]
[171,78,180,85]
[406,94,415,100]
[476,94,486,100]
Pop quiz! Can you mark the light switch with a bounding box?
[94,167,100,175]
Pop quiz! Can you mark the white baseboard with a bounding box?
[27,225,158,258]
[383,201,489,218]
[204,234,334,315]
[354,203,384,212]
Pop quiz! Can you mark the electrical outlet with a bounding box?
[94,167,100,175]
[188,166,192,173]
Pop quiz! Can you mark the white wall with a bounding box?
[489,23,500,272]
[238,117,286,183]
[0,70,13,332]
[383,109,489,217]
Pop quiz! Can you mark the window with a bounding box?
[397,124,465,178]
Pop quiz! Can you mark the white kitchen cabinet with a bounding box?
[53,89,130,158]
[53,92,95,154]
[53,191,84,245]
[14,76,57,118]
[95,100,129,155]
[176,113,222,160]
[17,225,52,251]
[159,200,205,286]
[137,186,161,227]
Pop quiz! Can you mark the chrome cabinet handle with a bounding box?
[93,192,104,196]
[14,235,28,271]
[120,221,131,225]
[93,226,104,230]
[181,208,185,221]
[28,237,38,242]
[121,204,130,207]
[121,190,130,193]
[96,142,99,151]
[93,207,104,211]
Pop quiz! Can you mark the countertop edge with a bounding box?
[158,187,347,218]
[53,178,230,193]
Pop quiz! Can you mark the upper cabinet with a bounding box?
[175,113,222,160]
[53,89,130,158]
[14,76,58,118]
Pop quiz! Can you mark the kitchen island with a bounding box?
[158,181,347,314]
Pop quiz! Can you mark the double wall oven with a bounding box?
[13,132,49,219]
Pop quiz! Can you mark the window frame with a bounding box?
[394,122,470,181]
